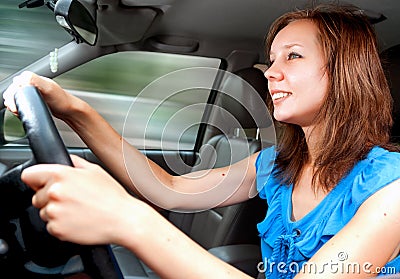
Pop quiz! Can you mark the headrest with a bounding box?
[216,67,271,130]
[381,44,400,141]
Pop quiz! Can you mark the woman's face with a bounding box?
[265,19,328,128]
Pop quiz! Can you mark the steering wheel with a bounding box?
[0,86,122,278]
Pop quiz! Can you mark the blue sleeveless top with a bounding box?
[256,146,400,278]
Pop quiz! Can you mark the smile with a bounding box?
[271,92,291,101]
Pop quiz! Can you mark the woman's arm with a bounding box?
[295,178,400,278]
[66,99,260,210]
[118,195,254,279]
[65,96,259,210]
[22,156,254,279]
[3,71,260,210]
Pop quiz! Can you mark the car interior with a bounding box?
[0,0,400,278]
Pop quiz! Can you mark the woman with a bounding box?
[4,3,400,278]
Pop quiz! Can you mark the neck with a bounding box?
[302,124,322,166]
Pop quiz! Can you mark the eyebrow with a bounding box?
[269,43,304,57]
[283,43,304,48]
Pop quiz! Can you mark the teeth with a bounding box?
[272,92,290,101]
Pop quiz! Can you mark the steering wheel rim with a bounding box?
[0,85,122,278]
[15,86,73,167]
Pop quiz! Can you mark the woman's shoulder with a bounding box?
[346,146,400,207]
[255,146,277,169]
[255,146,279,201]
[354,146,400,178]
[366,145,400,161]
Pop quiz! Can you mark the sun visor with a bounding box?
[95,1,158,46]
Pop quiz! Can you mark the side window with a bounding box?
[54,51,221,150]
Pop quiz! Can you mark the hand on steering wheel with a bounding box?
[0,86,121,278]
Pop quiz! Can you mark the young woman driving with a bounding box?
[4,3,400,278]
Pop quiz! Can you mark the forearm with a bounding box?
[116,200,253,279]
[61,97,256,211]
[61,97,171,200]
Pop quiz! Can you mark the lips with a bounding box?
[270,90,292,102]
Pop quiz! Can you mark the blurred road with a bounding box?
[0,0,71,80]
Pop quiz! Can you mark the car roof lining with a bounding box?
[79,0,399,64]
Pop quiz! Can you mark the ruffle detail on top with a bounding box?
[255,146,400,278]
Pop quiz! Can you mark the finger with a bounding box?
[21,164,69,191]
[39,206,49,222]
[33,180,66,210]
[70,155,94,169]
[21,164,54,191]
[39,202,60,222]
[3,71,35,113]
[3,83,21,113]
[15,71,35,86]
[20,71,56,95]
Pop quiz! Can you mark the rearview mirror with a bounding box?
[54,0,98,46]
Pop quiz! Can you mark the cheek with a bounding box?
[304,70,328,99]
[294,71,328,115]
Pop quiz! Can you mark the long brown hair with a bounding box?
[265,3,399,191]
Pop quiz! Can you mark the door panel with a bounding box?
[0,146,198,178]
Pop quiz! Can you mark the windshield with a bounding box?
[0,0,72,82]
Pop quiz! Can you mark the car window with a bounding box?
[53,51,222,150]
[0,0,72,81]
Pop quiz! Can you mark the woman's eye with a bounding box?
[288,52,302,60]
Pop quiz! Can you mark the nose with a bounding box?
[264,62,283,82]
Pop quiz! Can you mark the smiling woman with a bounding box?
[2,1,400,279]
[0,0,71,81]
[265,20,328,127]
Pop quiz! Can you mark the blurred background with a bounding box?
[0,1,224,150]
[0,0,71,81]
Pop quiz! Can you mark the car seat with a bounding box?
[112,67,273,278]
[167,67,272,248]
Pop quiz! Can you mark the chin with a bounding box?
[273,113,292,124]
